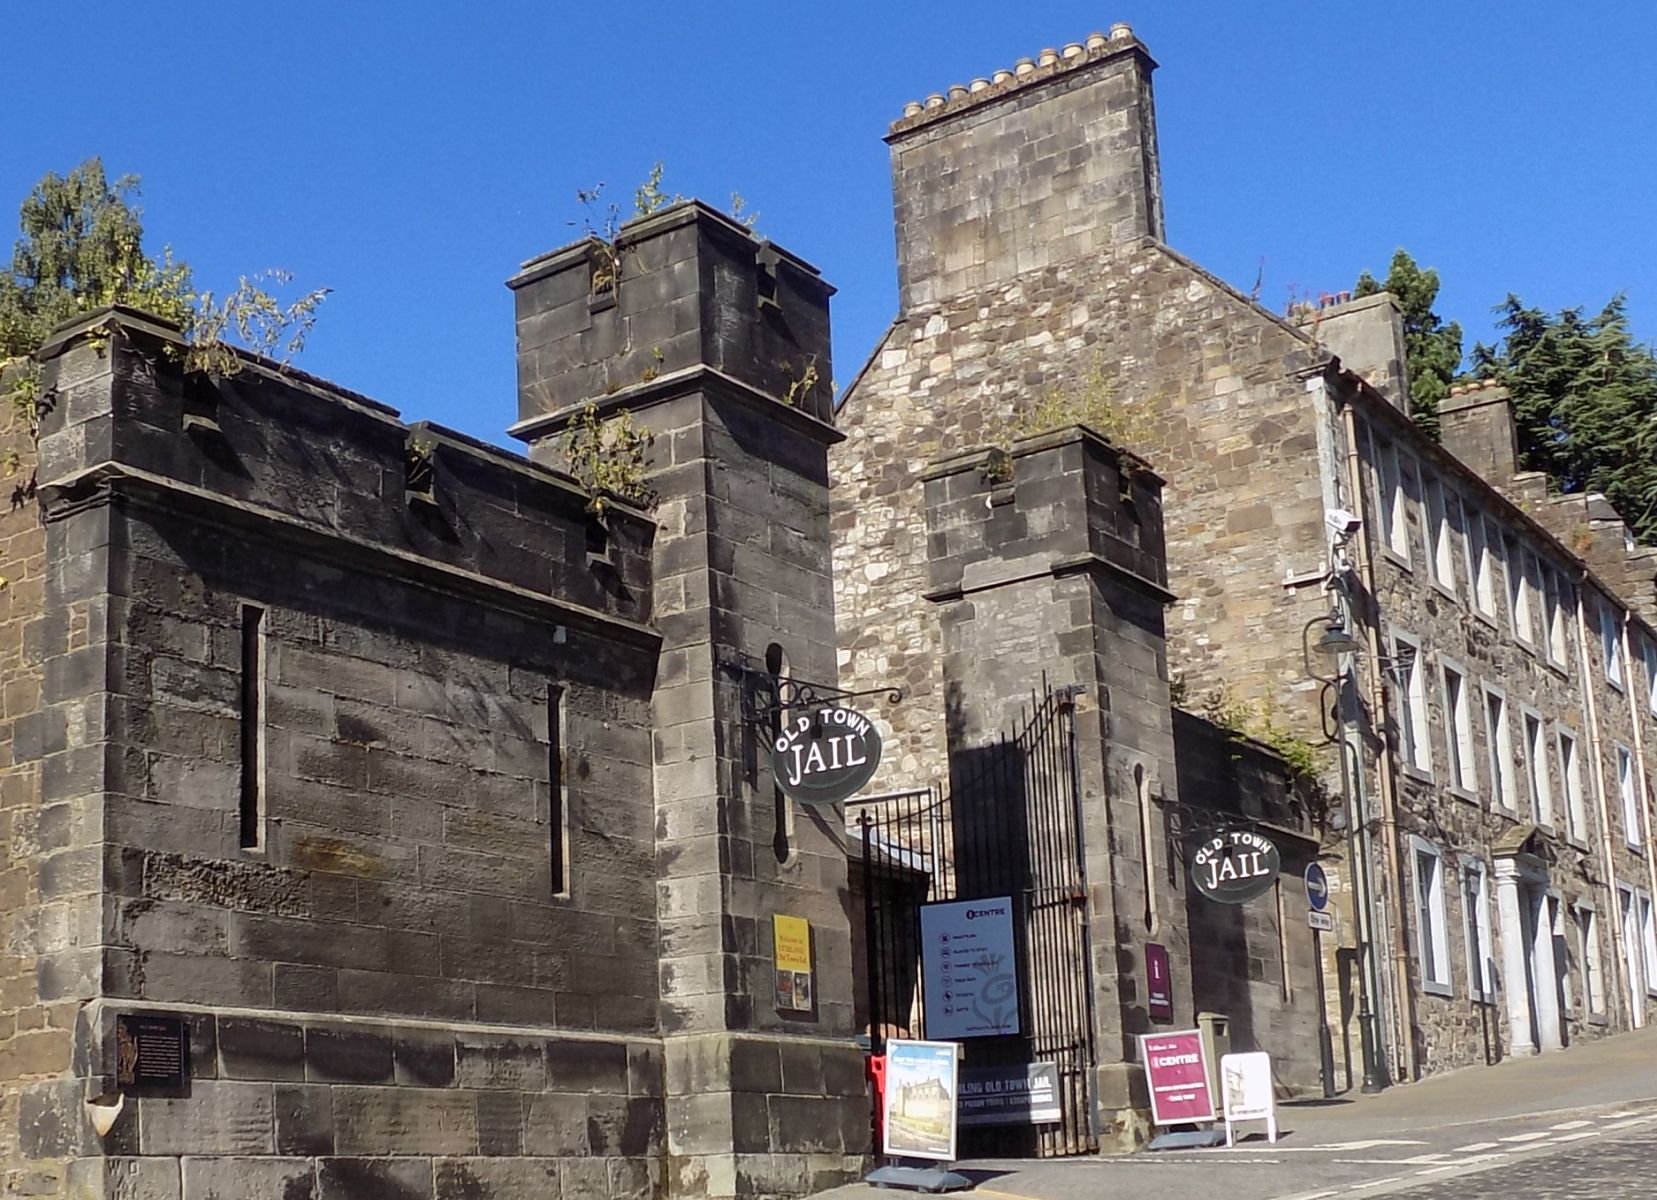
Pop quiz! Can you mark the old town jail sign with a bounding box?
[852,687,1098,1159]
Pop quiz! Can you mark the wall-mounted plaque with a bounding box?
[114,1012,189,1094]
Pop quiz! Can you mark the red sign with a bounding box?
[1146,943,1173,1022]
[1139,1030,1215,1125]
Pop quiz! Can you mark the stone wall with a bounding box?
[0,377,63,1198]
[2,306,677,1198]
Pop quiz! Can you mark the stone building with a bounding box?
[831,18,1657,1103]
[0,204,871,1199]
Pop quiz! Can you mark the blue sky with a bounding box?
[4,3,1653,446]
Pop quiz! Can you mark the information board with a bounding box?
[920,897,1021,1040]
[1139,1029,1215,1125]
[114,1012,189,1095]
[883,1040,960,1161]
[1145,942,1174,1022]
[958,1063,1061,1127]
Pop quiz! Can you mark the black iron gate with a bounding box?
[853,687,1097,1157]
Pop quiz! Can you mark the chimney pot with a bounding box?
[1109,22,1134,41]
[1086,31,1109,50]
[903,100,924,117]
[1038,48,1060,67]
[924,93,946,109]
[948,83,968,100]
[1014,57,1036,76]
[1062,42,1085,59]
[992,68,1014,84]
[969,78,990,92]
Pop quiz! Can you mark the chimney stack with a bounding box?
[1438,380,1519,488]
[886,24,1164,311]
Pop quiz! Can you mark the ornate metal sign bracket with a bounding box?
[715,649,904,728]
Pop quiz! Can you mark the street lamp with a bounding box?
[1303,609,1389,1095]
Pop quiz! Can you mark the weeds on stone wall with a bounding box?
[780,354,819,407]
[1204,683,1323,783]
[574,163,762,296]
[987,359,1149,454]
[560,401,653,516]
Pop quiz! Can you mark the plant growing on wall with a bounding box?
[0,158,328,586]
[780,354,818,407]
[1204,684,1324,783]
[986,358,1149,453]
[559,401,653,516]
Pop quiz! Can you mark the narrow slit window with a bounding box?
[239,605,266,850]
[767,643,796,864]
[549,685,570,898]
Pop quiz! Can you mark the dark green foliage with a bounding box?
[1472,296,1657,541]
[1353,249,1463,436]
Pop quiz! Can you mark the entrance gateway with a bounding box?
[852,687,1098,1158]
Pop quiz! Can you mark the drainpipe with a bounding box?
[1617,611,1657,992]
[1337,395,1418,1082]
[1575,575,1638,1026]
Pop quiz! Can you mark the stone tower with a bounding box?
[509,200,867,1196]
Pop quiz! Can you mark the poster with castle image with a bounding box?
[882,1040,960,1161]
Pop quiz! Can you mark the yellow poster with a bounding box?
[773,915,813,1012]
[774,915,812,972]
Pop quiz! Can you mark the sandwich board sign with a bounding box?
[882,1040,959,1161]
[1219,1051,1277,1146]
[1139,1029,1215,1125]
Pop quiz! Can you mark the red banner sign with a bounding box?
[1139,1029,1215,1125]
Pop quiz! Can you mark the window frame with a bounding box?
[1483,685,1518,813]
[1643,635,1657,717]
[1557,726,1588,842]
[1468,508,1498,619]
[1441,658,1477,798]
[1393,631,1432,777]
[1410,837,1453,997]
[1575,902,1607,1016]
[1618,744,1642,848]
[1522,705,1554,828]
[1600,598,1625,690]
[1462,860,1495,1002]
[1375,437,1411,561]
[1504,532,1534,645]
[1423,474,1456,594]
[1641,891,1657,1000]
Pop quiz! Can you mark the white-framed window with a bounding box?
[1374,437,1410,559]
[1411,838,1453,995]
[1643,636,1657,716]
[1523,708,1553,827]
[1619,745,1642,847]
[1505,534,1533,643]
[1483,687,1517,811]
[1575,903,1607,1015]
[1551,895,1576,1014]
[1600,599,1625,688]
[1618,885,1644,1001]
[1424,475,1456,592]
[1558,728,1587,841]
[1641,892,1657,999]
[1543,567,1571,665]
[1394,633,1431,774]
[1462,861,1495,1001]
[1442,661,1476,794]
[1468,510,1497,617]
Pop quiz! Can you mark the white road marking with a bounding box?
[1603,1114,1657,1131]
[1600,1110,1637,1118]
[1498,1131,1551,1142]
[1550,1119,1593,1130]
[1414,1165,1460,1176]
[1278,1192,1339,1200]
[1453,1141,1500,1152]
[1396,1153,1453,1164]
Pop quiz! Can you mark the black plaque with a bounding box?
[114,1012,189,1094]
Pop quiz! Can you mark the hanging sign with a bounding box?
[1139,1029,1216,1126]
[1146,943,1174,1022]
[1190,829,1281,904]
[920,897,1022,1040]
[883,1040,960,1161]
[772,705,882,806]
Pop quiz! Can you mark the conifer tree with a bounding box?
[1353,249,1463,437]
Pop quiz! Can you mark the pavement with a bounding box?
[814,1025,1657,1199]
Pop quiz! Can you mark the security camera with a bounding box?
[1325,509,1362,537]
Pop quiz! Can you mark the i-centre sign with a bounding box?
[1189,828,1281,904]
[772,705,883,807]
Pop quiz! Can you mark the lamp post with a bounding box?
[1304,609,1389,1095]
